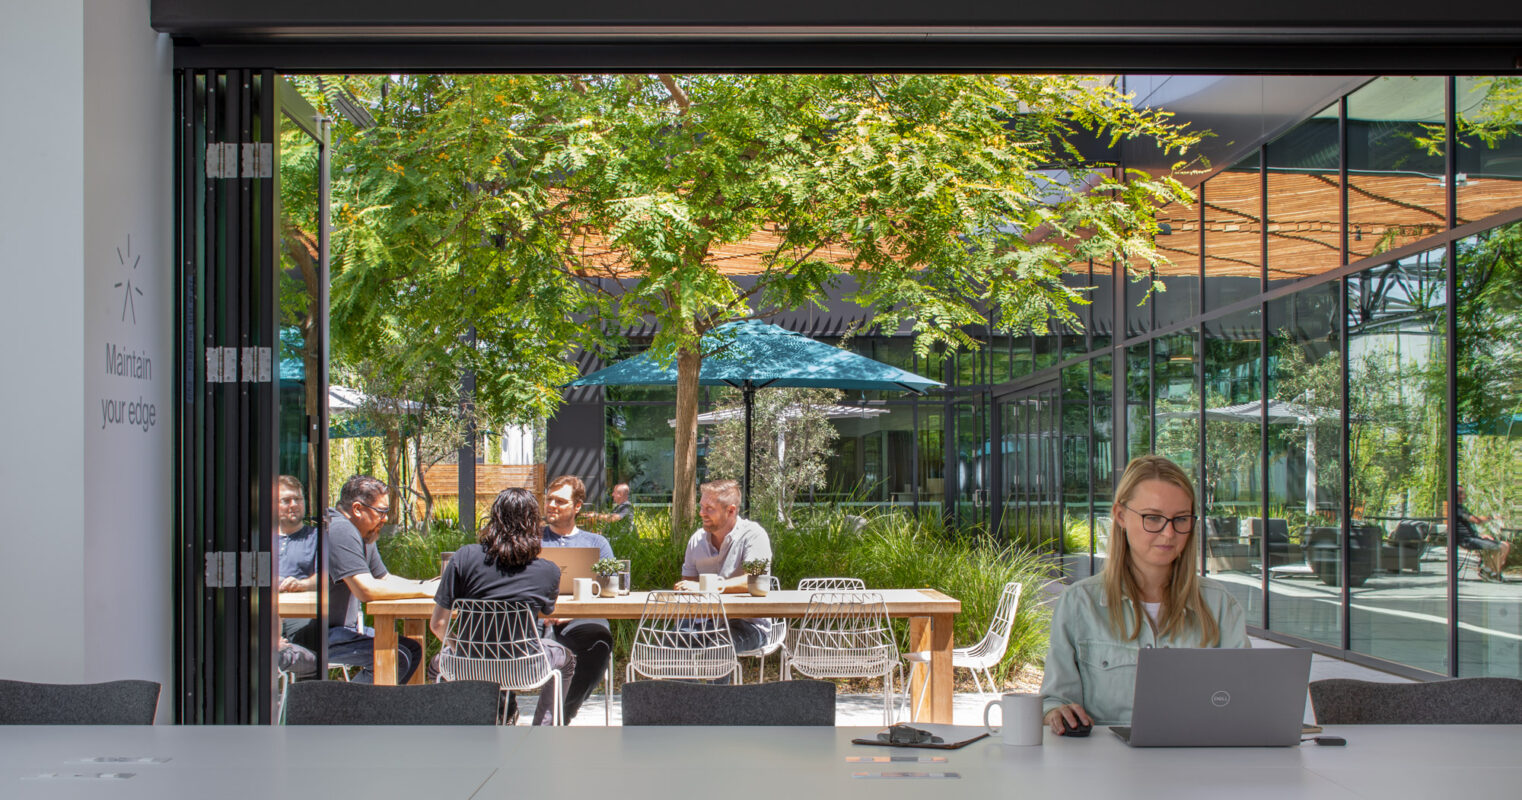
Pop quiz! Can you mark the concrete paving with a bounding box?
[530,637,1407,727]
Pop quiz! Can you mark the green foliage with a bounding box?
[742,558,771,576]
[375,525,477,581]
[291,73,1203,539]
[594,504,1060,684]
[592,557,622,577]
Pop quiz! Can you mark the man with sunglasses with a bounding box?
[319,474,438,683]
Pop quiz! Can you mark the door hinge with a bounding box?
[205,142,272,179]
[204,551,272,588]
[242,143,273,178]
[239,346,272,383]
[205,347,240,383]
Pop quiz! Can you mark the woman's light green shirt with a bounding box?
[1039,574,1249,724]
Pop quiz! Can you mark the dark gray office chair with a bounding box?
[1310,677,1522,724]
[622,679,836,726]
[284,679,500,725]
[0,679,160,724]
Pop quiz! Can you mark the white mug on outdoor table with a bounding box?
[697,573,722,593]
[572,577,602,601]
[984,692,1043,746]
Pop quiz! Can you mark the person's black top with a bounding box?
[1456,504,1484,545]
[433,543,561,615]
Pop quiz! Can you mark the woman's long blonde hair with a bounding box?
[1101,454,1219,646]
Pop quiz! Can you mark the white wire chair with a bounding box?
[784,591,901,724]
[903,580,1023,719]
[735,576,787,683]
[436,599,563,725]
[796,577,867,592]
[626,591,742,683]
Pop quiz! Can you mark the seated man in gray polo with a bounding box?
[675,479,772,653]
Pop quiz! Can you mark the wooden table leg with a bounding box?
[908,617,929,721]
[926,613,954,724]
[372,613,398,686]
[402,618,427,685]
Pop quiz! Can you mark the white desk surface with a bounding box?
[2,724,1517,799]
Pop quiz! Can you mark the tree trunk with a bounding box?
[672,345,702,541]
[383,424,403,525]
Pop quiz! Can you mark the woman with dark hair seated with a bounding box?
[429,488,574,725]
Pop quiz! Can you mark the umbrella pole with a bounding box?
[743,381,754,518]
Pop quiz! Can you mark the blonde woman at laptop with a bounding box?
[1041,455,1249,735]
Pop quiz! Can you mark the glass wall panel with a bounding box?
[1062,264,1092,361]
[1092,354,1116,564]
[1347,247,1449,674]
[1456,77,1522,225]
[1011,334,1034,381]
[1152,329,1199,471]
[1265,284,1342,646]
[1202,307,1263,619]
[821,402,925,509]
[1347,77,1448,262]
[1266,103,1343,290]
[1455,221,1522,676]
[1000,384,1061,552]
[916,405,946,512]
[606,404,679,503]
[1062,361,1093,571]
[1203,152,1262,310]
[952,397,990,530]
[1125,343,1152,461]
[1150,197,1201,330]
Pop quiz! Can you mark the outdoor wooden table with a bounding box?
[280,587,962,722]
[275,591,432,687]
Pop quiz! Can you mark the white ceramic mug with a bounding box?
[697,573,722,593]
[573,577,602,601]
[984,692,1043,746]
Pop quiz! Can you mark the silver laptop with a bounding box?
[540,547,601,595]
[1110,647,1312,747]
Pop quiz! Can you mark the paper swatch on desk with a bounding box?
[846,755,947,763]
[75,756,171,764]
[25,772,137,780]
[852,771,961,779]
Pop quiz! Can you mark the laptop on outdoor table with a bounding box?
[1110,647,1312,747]
[540,547,602,595]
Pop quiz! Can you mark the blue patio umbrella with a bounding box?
[568,319,943,514]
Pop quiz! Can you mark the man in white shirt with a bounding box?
[675,479,773,653]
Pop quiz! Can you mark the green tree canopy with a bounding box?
[309,73,1201,537]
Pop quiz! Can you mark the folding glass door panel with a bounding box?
[176,71,329,723]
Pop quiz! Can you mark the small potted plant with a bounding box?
[743,559,771,596]
[593,558,622,595]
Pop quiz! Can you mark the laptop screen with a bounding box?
[539,547,602,595]
[1121,647,1312,747]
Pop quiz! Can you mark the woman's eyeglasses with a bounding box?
[1121,504,1196,534]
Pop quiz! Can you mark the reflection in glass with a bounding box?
[1146,197,1201,331]
[1267,104,1342,289]
[1152,329,1198,472]
[952,398,989,530]
[1347,248,1449,674]
[1125,343,1151,462]
[1456,77,1522,226]
[1455,222,1522,676]
[1203,153,1262,310]
[1347,77,1448,262]
[1062,362,1093,573]
[1092,354,1115,561]
[1001,385,1061,552]
[1201,308,1263,619]
[1265,284,1342,646]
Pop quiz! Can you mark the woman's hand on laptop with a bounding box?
[1044,703,1092,735]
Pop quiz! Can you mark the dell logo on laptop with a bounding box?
[1210,691,1232,707]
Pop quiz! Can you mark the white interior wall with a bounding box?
[0,0,89,682]
[80,0,174,720]
[0,0,173,719]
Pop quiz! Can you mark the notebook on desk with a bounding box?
[540,547,602,595]
[1110,647,1312,747]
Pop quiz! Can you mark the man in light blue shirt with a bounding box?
[540,475,614,721]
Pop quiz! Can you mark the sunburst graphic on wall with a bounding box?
[114,235,143,324]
